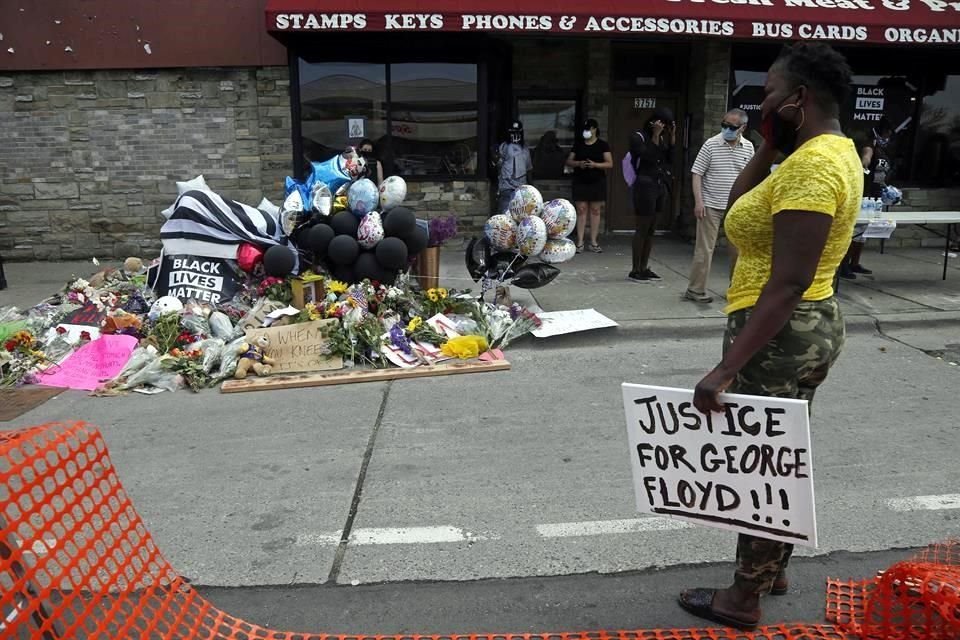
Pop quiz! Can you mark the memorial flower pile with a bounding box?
[1,254,541,395]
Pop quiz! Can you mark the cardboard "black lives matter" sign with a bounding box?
[622,383,816,547]
[151,255,242,305]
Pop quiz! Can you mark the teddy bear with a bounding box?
[234,334,277,379]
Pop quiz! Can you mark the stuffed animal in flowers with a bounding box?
[234,334,276,379]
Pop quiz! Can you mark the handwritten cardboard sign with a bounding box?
[532,308,618,338]
[37,334,139,391]
[245,319,342,374]
[622,383,816,547]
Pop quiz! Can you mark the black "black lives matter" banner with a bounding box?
[149,255,242,305]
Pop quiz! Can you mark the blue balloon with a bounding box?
[310,157,351,193]
[284,176,312,208]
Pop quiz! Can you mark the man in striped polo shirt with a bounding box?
[684,109,754,303]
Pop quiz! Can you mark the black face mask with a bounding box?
[760,93,804,156]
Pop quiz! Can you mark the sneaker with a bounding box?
[576,244,584,254]
[684,289,713,303]
[589,244,603,253]
[627,270,648,282]
[642,269,662,281]
[838,264,856,280]
[851,264,872,275]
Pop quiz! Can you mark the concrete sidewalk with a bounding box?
[3,236,959,329]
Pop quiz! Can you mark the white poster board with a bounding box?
[531,308,618,338]
[622,383,817,547]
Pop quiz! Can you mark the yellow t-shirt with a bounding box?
[724,134,864,314]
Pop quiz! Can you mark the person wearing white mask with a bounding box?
[684,108,754,302]
[566,118,613,253]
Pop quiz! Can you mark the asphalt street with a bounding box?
[1,236,958,633]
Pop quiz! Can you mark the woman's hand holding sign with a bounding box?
[694,365,736,414]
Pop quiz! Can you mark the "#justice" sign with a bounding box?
[621,384,817,547]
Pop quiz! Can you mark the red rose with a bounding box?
[56,326,67,335]
[4,340,17,352]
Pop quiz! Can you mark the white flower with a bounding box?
[71,278,90,290]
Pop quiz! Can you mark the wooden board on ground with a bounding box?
[220,359,510,393]
[0,386,67,422]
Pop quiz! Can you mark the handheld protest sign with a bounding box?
[622,383,817,547]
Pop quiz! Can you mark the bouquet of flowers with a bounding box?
[257,277,293,305]
[1,330,47,387]
[428,216,458,247]
[473,302,541,350]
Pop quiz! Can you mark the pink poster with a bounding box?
[36,334,139,391]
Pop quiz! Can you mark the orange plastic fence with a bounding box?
[1,421,957,640]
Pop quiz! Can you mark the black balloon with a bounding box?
[331,211,360,237]
[375,265,398,286]
[465,237,527,282]
[333,263,356,283]
[328,235,360,266]
[383,206,416,237]
[402,226,429,256]
[375,237,408,270]
[354,251,380,282]
[464,237,490,282]
[263,245,296,277]
[305,223,334,255]
[511,263,560,289]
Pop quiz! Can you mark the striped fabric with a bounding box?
[691,134,755,210]
[159,189,299,271]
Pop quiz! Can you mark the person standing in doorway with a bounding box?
[567,118,613,253]
[497,121,533,215]
[684,109,755,302]
[358,138,385,185]
[627,108,676,281]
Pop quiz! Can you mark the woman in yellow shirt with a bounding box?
[678,43,862,630]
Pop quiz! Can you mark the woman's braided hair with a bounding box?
[773,42,853,116]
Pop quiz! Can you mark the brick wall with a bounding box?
[405,180,491,234]
[0,67,291,260]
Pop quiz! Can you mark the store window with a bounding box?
[390,64,478,177]
[297,60,479,179]
[912,75,960,187]
[729,44,960,188]
[517,96,579,179]
[299,62,387,164]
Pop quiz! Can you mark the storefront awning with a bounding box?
[266,0,960,46]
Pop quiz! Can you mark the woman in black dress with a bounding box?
[566,118,613,253]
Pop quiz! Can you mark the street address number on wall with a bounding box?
[634,98,657,109]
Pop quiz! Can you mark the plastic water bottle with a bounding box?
[860,197,870,222]
[873,197,883,222]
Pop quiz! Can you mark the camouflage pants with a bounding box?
[723,297,845,594]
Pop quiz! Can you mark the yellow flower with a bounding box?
[326,304,338,317]
[305,303,321,321]
[440,335,488,360]
[406,317,423,333]
[437,288,448,300]
[13,330,35,346]
[426,290,439,302]
[327,280,348,295]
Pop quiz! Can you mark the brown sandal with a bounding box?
[678,588,761,631]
